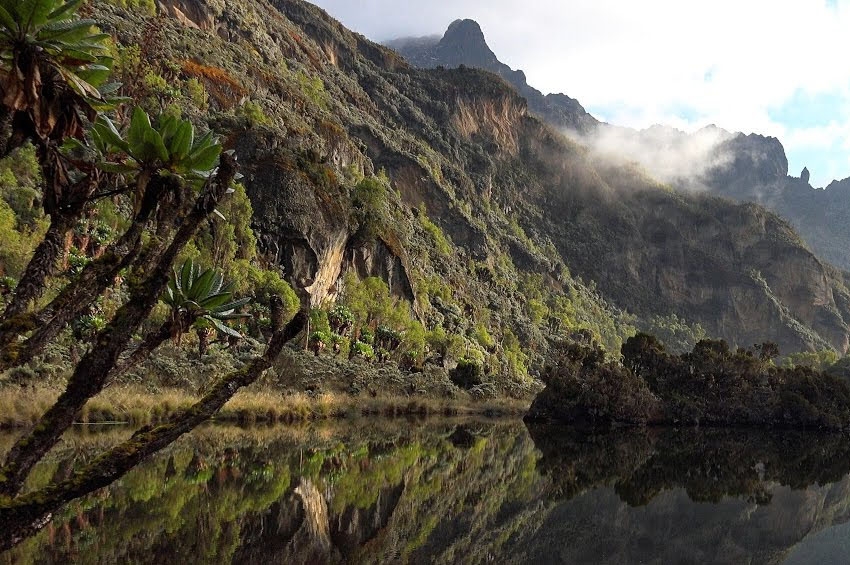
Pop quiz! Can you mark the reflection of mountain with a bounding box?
[522,425,850,564]
[6,422,850,564]
[525,478,850,565]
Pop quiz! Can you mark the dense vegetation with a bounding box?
[0,0,311,548]
[3,0,850,552]
[528,334,850,430]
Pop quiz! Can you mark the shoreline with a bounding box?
[0,384,531,429]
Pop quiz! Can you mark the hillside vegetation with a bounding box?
[2,0,848,396]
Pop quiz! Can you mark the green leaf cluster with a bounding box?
[92,108,222,179]
[0,0,113,98]
[162,259,251,339]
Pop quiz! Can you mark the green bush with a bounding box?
[450,359,483,389]
[237,100,270,127]
[103,0,157,15]
[352,341,375,361]
[529,341,660,425]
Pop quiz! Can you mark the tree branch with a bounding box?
[0,308,306,552]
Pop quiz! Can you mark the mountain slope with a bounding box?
[96,0,850,358]
[387,19,598,134]
[390,20,850,276]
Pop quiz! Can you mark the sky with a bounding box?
[310,0,850,187]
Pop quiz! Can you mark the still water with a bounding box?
[2,419,850,564]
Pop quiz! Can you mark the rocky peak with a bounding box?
[801,166,810,184]
[388,20,598,133]
[437,19,497,67]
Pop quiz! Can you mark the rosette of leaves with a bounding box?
[87,108,231,219]
[308,330,329,356]
[329,332,349,356]
[358,326,374,345]
[375,325,402,352]
[91,108,224,184]
[0,0,114,141]
[162,259,250,344]
[328,304,354,335]
[72,312,106,341]
[352,341,374,361]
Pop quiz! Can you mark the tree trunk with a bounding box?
[0,175,179,372]
[0,156,236,497]
[0,212,75,323]
[0,153,96,328]
[0,308,306,552]
[197,326,210,357]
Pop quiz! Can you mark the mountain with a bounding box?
[93,0,850,361]
[608,122,850,272]
[387,19,598,134]
[389,20,850,275]
[703,140,850,272]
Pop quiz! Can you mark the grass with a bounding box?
[0,385,530,429]
[0,386,60,428]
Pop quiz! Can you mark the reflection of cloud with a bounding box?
[566,124,737,191]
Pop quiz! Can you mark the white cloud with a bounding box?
[310,0,850,185]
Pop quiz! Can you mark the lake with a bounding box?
[1,419,849,564]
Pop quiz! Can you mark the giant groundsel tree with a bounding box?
[0,0,306,549]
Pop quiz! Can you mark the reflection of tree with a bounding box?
[527,422,850,507]
[3,422,545,564]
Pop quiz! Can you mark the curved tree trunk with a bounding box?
[0,308,306,552]
[0,175,178,372]
[0,157,236,497]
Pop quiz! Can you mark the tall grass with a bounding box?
[0,384,529,428]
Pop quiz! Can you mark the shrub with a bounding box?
[528,341,661,425]
[351,341,375,361]
[531,333,850,430]
[450,359,483,389]
[328,304,354,335]
[237,100,270,127]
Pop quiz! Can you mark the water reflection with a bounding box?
[1,420,850,564]
[528,425,850,506]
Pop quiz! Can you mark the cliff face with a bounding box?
[388,19,599,134]
[111,0,850,355]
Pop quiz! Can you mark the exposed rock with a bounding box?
[388,20,598,133]
[801,166,811,184]
[156,0,217,30]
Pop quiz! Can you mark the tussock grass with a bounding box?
[0,385,61,428]
[0,384,528,429]
[81,387,196,426]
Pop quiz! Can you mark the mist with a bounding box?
[565,124,738,191]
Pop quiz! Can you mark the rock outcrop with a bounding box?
[387,20,598,134]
